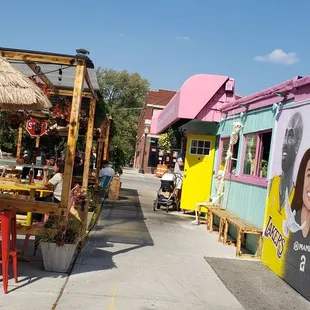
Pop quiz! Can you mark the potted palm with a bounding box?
[40,185,87,273]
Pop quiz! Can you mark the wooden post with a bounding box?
[80,97,96,236]
[35,136,40,148]
[82,97,96,190]
[60,60,86,210]
[16,123,23,158]
[95,120,105,189]
[103,118,111,160]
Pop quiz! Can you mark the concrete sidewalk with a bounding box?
[56,187,242,309]
[2,172,308,309]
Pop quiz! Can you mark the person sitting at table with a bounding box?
[73,155,84,176]
[99,160,115,184]
[35,159,64,203]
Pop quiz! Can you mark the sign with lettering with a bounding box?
[262,100,310,301]
[26,118,48,137]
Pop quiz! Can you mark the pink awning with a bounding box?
[151,74,231,134]
[150,109,162,135]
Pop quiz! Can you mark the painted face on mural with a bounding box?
[281,113,303,172]
[282,127,296,170]
[302,159,310,211]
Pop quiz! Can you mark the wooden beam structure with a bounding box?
[0,46,102,243]
[81,98,96,237]
[103,118,111,160]
[35,136,40,148]
[16,122,23,159]
[60,59,86,209]
[49,89,93,98]
[25,61,57,92]
[82,98,96,189]
[84,69,98,100]
[0,50,78,66]
[95,120,105,189]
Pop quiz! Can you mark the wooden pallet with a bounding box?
[223,216,262,259]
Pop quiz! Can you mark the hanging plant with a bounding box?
[29,77,50,97]
[6,111,27,129]
[51,102,71,126]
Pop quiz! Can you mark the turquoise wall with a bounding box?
[211,107,276,254]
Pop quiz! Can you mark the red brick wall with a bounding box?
[135,89,176,172]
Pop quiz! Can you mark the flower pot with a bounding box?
[56,118,68,127]
[40,242,77,273]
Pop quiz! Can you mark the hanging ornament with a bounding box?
[58,65,63,82]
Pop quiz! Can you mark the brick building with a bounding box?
[134,89,176,174]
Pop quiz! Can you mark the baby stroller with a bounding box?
[153,172,182,213]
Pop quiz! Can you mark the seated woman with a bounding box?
[36,159,64,203]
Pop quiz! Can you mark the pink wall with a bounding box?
[150,109,162,135]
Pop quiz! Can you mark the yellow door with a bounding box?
[181,134,216,211]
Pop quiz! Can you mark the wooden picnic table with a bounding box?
[0,180,52,198]
[0,193,63,234]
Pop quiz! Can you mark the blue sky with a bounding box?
[1,0,309,96]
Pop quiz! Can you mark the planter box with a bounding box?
[108,176,121,200]
[41,242,77,273]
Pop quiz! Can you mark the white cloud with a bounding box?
[176,36,190,42]
[119,33,125,37]
[254,49,299,65]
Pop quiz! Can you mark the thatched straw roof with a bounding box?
[0,56,52,111]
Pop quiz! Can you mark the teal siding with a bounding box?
[210,107,276,253]
[222,180,267,228]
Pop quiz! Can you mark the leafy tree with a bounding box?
[96,68,149,171]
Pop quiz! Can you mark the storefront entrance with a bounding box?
[181,134,216,211]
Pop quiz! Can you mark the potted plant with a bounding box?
[51,102,71,127]
[40,185,87,273]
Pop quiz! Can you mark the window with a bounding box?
[219,137,240,174]
[242,131,272,178]
[190,139,211,156]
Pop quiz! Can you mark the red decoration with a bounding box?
[26,118,47,137]
[28,77,50,97]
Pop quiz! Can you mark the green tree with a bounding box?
[96,68,149,172]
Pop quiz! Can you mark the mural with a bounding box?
[262,104,310,300]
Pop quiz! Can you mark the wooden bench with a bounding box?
[194,202,221,225]
[223,216,262,259]
[207,208,237,242]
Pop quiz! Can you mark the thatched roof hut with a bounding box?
[0,56,51,110]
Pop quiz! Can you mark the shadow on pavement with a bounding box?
[73,188,154,272]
